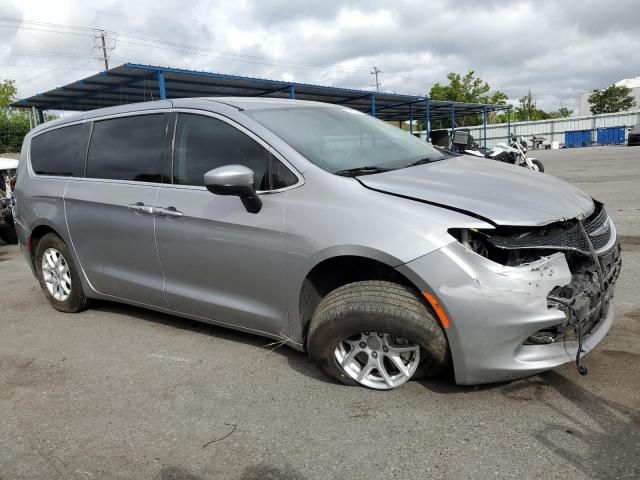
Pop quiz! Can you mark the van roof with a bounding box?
[28,97,336,135]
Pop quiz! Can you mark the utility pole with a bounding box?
[100,31,109,70]
[370,66,382,92]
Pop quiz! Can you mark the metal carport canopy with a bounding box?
[11,63,509,124]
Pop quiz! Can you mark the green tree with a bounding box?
[515,91,539,121]
[0,79,18,108]
[588,84,637,114]
[548,106,573,119]
[429,70,508,126]
[0,79,32,153]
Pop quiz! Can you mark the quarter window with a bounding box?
[30,124,89,177]
[173,114,296,190]
[86,114,168,182]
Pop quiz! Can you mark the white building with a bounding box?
[578,76,640,116]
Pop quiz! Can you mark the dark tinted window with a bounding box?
[173,114,296,190]
[269,155,298,189]
[30,124,88,177]
[86,114,168,182]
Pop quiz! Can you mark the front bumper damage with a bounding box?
[398,229,621,385]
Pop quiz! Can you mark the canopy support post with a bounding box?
[425,98,430,142]
[157,70,166,100]
[409,103,413,134]
[450,102,455,148]
[483,106,487,149]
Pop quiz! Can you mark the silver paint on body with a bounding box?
[14,97,617,385]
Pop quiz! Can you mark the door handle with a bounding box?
[128,202,154,214]
[154,206,183,217]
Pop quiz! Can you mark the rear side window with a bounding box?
[30,124,88,177]
[173,113,297,190]
[86,114,168,182]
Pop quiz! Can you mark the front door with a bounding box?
[155,112,298,336]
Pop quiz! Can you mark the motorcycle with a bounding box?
[0,158,19,244]
[465,135,544,172]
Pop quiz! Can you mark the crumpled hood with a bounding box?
[357,155,594,226]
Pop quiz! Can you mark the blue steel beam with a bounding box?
[254,85,293,97]
[409,103,413,134]
[125,63,413,99]
[483,106,487,148]
[450,102,455,145]
[425,98,430,142]
[289,85,295,99]
[370,94,376,117]
[374,97,425,112]
[334,93,376,104]
[157,70,167,99]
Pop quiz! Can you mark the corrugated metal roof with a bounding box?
[11,63,509,121]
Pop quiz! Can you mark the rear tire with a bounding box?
[307,280,449,390]
[531,159,544,172]
[35,233,88,313]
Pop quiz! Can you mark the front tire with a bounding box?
[531,159,544,172]
[307,281,449,390]
[35,233,88,313]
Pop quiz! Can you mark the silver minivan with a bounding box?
[14,98,621,389]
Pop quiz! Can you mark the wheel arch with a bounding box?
[297,252,426,346]
[28,223,63,267]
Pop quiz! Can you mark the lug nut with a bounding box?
[378,332,384,338]
[359,342,366,349]
[382,346,388,353]
[371,351,378,358]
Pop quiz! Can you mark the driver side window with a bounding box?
[173,113,297,190]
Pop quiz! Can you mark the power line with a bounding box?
[0,17,371,74]
[0,48,100,59]
[114,38,367,74]
[0,64,97,69]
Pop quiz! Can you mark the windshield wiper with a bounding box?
[404,157,439,168]
[334,166,391,177]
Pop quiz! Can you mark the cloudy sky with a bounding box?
[2,0,639,111]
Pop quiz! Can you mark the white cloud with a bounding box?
[1,0,639,111]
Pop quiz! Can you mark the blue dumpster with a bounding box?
[596,126,626,145]
[565,129,591,147]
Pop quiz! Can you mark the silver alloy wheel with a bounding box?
[334,332,420,390]
[41,247,72,301]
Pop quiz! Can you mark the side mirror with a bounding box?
[204,165,262,214]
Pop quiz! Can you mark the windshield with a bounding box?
[245,106,447,174]
[632,123,640,134]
